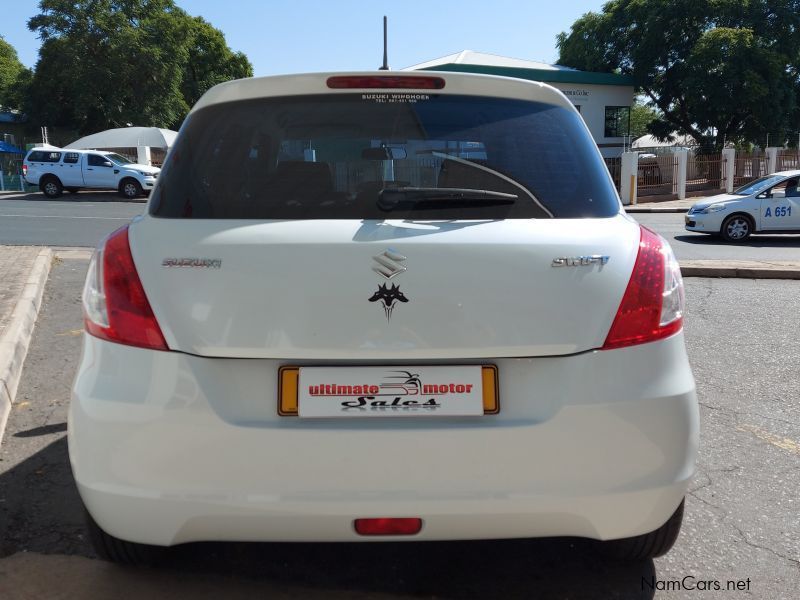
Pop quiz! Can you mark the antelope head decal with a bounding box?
[368,283,409,321]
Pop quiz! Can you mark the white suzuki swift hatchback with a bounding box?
[70,72,698,564]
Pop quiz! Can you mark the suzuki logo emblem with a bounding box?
[372,248,407,279]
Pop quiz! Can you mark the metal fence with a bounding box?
[733,153,768,187]
[0,173,28,191]
[0,151,27,191]
[603,157,621,190]
[777,150,800,171]
[686,153,725,193]
[151,148,167,167]
[637,155,677,197]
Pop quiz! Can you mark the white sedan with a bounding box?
[685,170,800,241]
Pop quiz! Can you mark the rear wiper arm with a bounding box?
[377,187,518,211]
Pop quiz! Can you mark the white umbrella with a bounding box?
[65,127,178,150]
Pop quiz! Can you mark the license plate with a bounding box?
[278,365,498,418]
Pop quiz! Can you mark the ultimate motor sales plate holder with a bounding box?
[278,365,499,417]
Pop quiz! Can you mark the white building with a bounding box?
[406,51,635,158]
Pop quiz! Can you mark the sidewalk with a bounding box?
[624,198,697,213]
[0,246,52,445]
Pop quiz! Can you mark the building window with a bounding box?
[604,106,630,138]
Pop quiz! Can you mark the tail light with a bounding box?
[83,224,169,351]
[602,226,685,350]
[22,164,27,176]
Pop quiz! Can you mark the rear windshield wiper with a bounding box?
[377,187,518,211]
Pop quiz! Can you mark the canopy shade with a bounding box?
[0,141,24,154]
[65,127,178,150]
[632,133,696,148]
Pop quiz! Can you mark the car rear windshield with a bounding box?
[149,94,619,219]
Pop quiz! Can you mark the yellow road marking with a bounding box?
[56,329,83,337]
[737,424,800,455]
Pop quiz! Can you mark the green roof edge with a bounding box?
[417,63,635,87]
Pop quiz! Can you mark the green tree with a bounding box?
[0,36,31,112]
[629,101,658,141]
[26,0,252,134]
[181,16,252,109]
[557,0,800,148]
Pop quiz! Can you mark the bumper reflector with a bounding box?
[354,518,422,536]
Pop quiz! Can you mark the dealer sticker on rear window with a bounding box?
[362,93,430,104]
[297,366,484,418]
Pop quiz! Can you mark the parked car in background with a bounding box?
[22,147,159,199]
[685,170,800,241]
[637,154,663,185]
[70,71,698,566]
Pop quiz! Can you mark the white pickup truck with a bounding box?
[22,148,160,199]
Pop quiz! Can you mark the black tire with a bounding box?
[40,176,63,198]
[119,178,143,199]
[599,499,684,560]
[720,213,753,242]
[85,509,166,566]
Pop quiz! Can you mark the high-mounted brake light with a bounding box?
[326,76,445,89]
[354,518,423,536]
[602,226,685,350]
[83,225,168,351]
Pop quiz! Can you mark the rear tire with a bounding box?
[119,178,143,199]
[40,177,63,198]
[85,509,166,566]
[599,499,685,560]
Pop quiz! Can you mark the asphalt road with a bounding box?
[0,192,144,248]
[2,192,800,264]
[632,213,800,261]
[0,256,798,599]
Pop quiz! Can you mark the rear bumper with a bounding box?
[69,334,698,546]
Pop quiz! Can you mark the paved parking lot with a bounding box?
[0,256,798,599]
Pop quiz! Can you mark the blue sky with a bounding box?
[3,1,605,74]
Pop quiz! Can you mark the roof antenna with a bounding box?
[379,16,389,70]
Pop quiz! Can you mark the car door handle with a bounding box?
[114,169,119,174]
[87,168,93,170]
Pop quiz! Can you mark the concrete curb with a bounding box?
[681,260,800,279]
[0,191,147,203]
[0,248,53,446]
[626,206,690,213]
